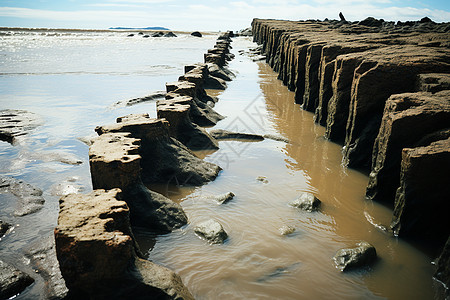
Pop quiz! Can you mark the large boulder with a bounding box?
[89,131,188,232]
[54,189,194,299]
[333,241,377,271]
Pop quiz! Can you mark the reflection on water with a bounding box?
[145,40,436,299]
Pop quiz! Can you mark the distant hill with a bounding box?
[109,27,170,30]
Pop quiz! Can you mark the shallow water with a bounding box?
[0,30,438,299]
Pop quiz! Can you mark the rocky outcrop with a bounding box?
[0,109,42,144]
[0,260,34,299]
[333,241,377,271]
[366,91,450,204]
[390,137,450,246]
[95,115,221,186]
[110,91,166,108]
[0,221,11,237]
[194,219,228,244]
[89,130,188,232]
[252,17,450,261]
[54,189,193,299]
[289,192,321,212]
[156,98,219,150]
[0,175,45,216]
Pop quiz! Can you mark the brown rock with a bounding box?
[416,73,450,93]
[390,137,450,246]
[54,189,193,299]
[89,131,188,232]
[367,91,450,204]
[95,116,221,186]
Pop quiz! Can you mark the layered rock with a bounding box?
[95,116,221,186]
[54,189,193,299]
[89,130,188,232]
[366,91,450,204]
[0,109,42,144]
[390,137,450,246]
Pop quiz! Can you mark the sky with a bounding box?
[0,0,449,31]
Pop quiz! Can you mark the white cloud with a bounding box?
[85,3,146,8]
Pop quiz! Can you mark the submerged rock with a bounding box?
[333,241,377,271]
[256,176,269,183]
[256,262,301,283]
[0,109,42,144]
[0,260,35,299]
[54,189,194,299]
[0,175,45,216]
[211,192,235,205]
[209,129,265,141]
[25,235,68,299]
[289,192,321,212]
[110,91,166,108]
[194,219,228,244]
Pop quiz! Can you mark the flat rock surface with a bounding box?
[0,109,42,144]
[0,175,45,216]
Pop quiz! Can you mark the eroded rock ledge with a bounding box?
[252,17,449,294]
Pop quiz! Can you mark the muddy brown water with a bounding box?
[142,39,438,300]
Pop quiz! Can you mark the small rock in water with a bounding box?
[333,241,377,271]
[0,221,11,237]
[289,192,321,212]
[263,134,290,143]
[279,225,296,236]
[256,176,269,184]
[191,31,202,37]
[194,219,228,244]
[213,192,235,205]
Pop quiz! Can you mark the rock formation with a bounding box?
[289,192,321,212]
[0,109,42,144]
[194,219,228,244]
[54,189,194,299]
[0,260,34,299]
[89,131,189,232]
[0,175,45,216]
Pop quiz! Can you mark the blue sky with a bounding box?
[0,0,449,30]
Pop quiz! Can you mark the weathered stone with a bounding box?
[416,73,450,93]
[390,137,450,246]
[25,235,68,299]
[89,131,188,232]
[194,219,228,244]
[207,63,234,81]
[54,189,194,299]
[366,91,450,204]
[0,260,34,299]
[204,75,227,90]
[289,192,321,212]
[333,241,377,271]
[95,116,221,186]
[209,129,265,141]
[157,100,219,150]
[0,109,42,144]
[434,236,450,300]
[0,175,45,216]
